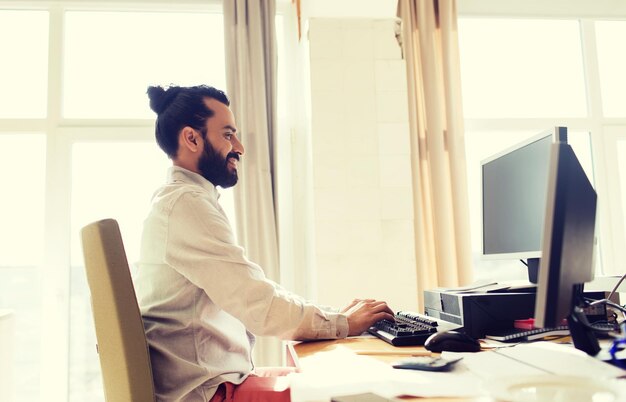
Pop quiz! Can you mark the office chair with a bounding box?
[81,219,156,402]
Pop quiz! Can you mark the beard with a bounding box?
[198,142,240,188]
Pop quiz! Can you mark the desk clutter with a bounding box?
[291,282,626,402]
[289,340,626,402]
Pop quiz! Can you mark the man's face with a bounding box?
[197,98,244,188]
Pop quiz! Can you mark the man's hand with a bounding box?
[341,299,395,336]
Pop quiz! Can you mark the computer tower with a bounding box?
[423,289,608,339]
[423,290,536,339]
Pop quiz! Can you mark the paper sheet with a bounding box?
[494,341,626,378]
[442,349,546,380]
[443,341,626,380]
[289,346,486,402]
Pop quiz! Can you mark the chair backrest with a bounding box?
[81,219,155,402]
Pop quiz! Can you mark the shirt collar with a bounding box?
[167,166,220,199]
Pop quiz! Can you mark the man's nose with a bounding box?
[232,136,244,156]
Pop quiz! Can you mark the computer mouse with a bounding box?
[424,330,481,353]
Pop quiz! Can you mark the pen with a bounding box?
[353,350,432,356]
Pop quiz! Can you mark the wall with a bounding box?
[307,18,418,311]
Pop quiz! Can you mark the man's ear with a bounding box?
[181,127,199,151]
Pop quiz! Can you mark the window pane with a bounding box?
[70,142,170,266]
[616,139,626,246]
[0,134,46,266]
[458,18,587,118]
[0,133,46,402]
[69,141,170,401]
[63,11,226,118]
[0,11,48,118]
[596,21,626,117]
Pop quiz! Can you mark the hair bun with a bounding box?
[147,85,180,114]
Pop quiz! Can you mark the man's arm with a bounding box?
[164,192,393,340]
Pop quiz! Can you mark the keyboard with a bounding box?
[484,326,570,342]
[485,320,619,343]
[368,311,440,346]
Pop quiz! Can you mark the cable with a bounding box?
[575,299,624,336]
[607,272,626,302]
[571,305,618,337]
[588,298,626,321]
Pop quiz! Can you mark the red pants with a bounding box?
[209,367,295,402]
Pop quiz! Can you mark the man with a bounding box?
[135,84,394,402]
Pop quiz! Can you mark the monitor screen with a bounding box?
[534,139,597,329]
[481,132,554,260]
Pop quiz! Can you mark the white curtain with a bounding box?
[397,0,474,309]
[223,0,282,366]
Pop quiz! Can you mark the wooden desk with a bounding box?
[291,337,492,401]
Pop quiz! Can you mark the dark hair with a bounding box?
[147,85,230,158]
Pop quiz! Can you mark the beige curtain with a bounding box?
[397,0,473,309]
[223,0,282,366]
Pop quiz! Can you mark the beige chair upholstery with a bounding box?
[81,219,156,402]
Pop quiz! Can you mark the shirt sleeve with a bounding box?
[163,190,348,340]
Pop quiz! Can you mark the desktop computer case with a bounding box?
[423,290,536,338]
[423,290,607,339]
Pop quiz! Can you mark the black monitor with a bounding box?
[481,127,567,283]
[534,137,599,354]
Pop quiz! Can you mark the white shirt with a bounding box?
[134,166,349,402]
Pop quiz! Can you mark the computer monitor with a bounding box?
[534,139,597,331]
[533,135,602,356]
[481,127,567,283]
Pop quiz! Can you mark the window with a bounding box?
[595,21,626,118]
[63,11,226,118]
[69,141,170,401]
[617,141,626,233]
[69,142,171,267]
[0,134,47,266]
[0,133,46,402]
[459,13,626,281]
[0,2,242,401]
[458,18,586,119]
[0,11,48,118]
[62,9,228,401]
